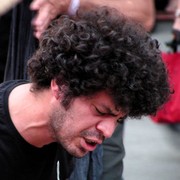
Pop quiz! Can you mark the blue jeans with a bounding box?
[69,145,103,180]
[69,122,125,180]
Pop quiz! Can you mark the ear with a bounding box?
[50,79,60,100]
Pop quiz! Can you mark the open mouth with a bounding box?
[85,139,97,146]
[82,138,99,151]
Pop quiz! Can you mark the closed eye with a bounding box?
[95,107,106,116]
[117,115,127,123]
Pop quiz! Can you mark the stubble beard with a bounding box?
[49,108,85,158]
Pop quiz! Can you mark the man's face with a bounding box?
[49,91,125,158]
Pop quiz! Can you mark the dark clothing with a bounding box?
[69,145,103,180]
[4,0,38,81]
[0,12,11,82]
[0,80,72,180]
[102,122,125,180]
[0,0,37,82]
[155,0,169,11]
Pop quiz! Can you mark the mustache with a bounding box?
[81,130,105,141]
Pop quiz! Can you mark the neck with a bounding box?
[8,83,55,147]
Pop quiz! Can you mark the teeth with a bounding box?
[86,139,97,145]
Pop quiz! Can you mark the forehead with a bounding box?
[90,91,126,116]
[86,91,121,111]
[89,91,113,101]
[71,91,114,107]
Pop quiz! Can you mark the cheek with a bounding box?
[74,114,99,129]
[66,107,100,133]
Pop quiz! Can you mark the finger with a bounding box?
[30,0,47,10]
[32,4,53,39]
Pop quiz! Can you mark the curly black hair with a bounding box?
[28,6,171,117]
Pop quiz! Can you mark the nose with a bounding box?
[96,119,116,139]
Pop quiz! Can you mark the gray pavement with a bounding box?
[123,21,180,180]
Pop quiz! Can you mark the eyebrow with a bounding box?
[101,105,120,117]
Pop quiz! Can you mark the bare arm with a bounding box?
[30,0,155,39]
[173,0,180,30]
[0,0,21,15]
[80,0,155,31]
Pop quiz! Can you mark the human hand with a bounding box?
[170,2,180,48]
[30,0,71,39]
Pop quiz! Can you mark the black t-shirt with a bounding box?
[0,80,59,180]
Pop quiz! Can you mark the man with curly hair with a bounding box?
[0,6,170,180]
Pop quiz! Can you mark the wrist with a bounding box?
[68,0,80,15]
[175,9,180,18]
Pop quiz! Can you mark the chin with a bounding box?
[67,147,88,158]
